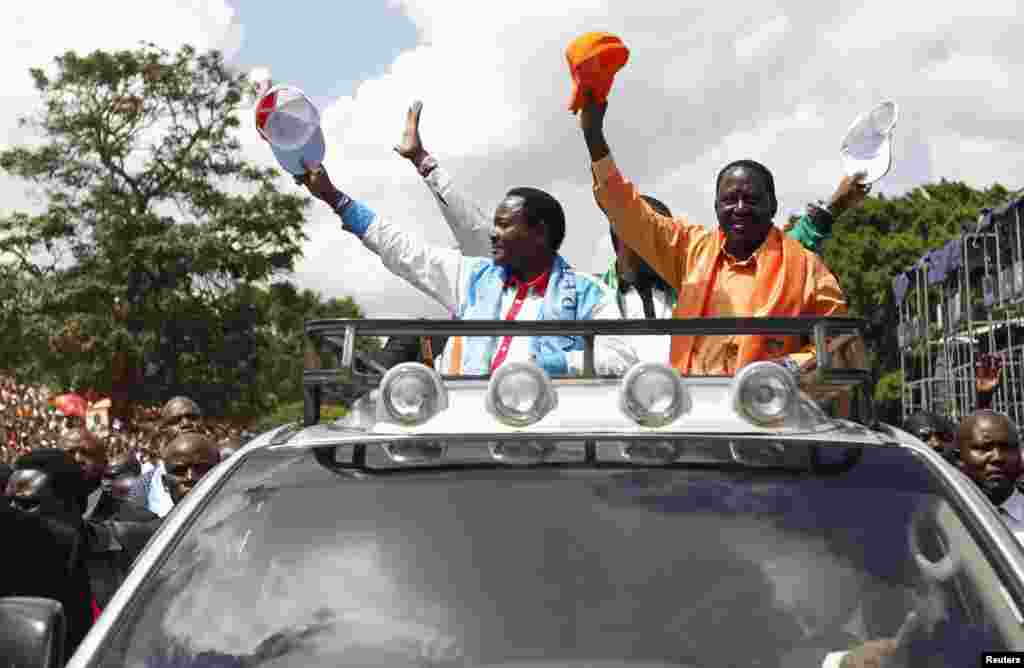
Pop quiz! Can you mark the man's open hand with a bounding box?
[976,352,1004,395]
[829,171,870,215]
[839,638,898,668]
[394,100,426,164]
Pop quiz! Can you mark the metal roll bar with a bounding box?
[301,317,872,427]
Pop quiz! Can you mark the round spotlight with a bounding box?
[732,361,797,426]
[619,363,688,427]
[486,362,557,427]
[379,363,447,426]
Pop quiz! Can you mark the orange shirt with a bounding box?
[592,155,847,375]
[692,247,758,375]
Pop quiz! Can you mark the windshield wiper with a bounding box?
[147,616,336,668]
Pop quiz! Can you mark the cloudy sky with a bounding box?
[3,1,1023,317]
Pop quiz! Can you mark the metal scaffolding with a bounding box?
[899,195,1024,424]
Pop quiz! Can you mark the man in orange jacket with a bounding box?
[578,91,865,378]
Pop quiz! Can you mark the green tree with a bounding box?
[807,179,1014,411]
[232,281,378,416]
[0,43,309,410]
[824,180,1010,322]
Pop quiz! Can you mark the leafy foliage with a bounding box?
[808,180,1015,414]
[0,43,360,416]
[823,180,1010,323]
[242,282,379,415]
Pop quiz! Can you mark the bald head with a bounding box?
[958,410,1021,506]
[161,431,218,460]
[58,427,106,485]
[958,410,1017,443]
[161,396,202,434]
[161,432,221,505]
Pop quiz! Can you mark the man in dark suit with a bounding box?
[56,427,156,523]
[3,467,94,655]
[13,448,159,611]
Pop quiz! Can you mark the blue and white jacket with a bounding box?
[419,162,658,365]
[339,199,634,376]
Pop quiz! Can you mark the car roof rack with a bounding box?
[302,316,873,427]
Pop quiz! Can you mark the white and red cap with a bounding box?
[255,85,326,176]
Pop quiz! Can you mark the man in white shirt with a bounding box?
[295,160,633,377]
[130,396,204,517]
[999,484,1024,541]
[598,197,678,362]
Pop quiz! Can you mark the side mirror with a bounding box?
[0,597,66,668]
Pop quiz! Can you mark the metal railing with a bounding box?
[900,197,1024,423]
[302,317,872,427]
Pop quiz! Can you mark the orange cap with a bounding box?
[566,32,629,113]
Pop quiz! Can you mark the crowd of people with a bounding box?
[1,386,248,653]
[1,376,249,469]
[3,74,1023,667]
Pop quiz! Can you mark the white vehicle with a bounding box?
[4,317,1024,667]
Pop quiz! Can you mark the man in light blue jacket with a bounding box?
[296,161,633,377]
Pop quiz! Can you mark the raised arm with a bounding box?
[976,352,1003,410]
[785,172,870,256]
[579,93,703,289]
[297,163,464,311]
[394,101,493,257]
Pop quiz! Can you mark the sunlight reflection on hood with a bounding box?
[161,532,462,662]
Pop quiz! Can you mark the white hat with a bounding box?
[840,101,898,184]
[255,85,326,176]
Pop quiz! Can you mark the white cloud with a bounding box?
[275,0,1024,317]
[7,1,1024,321]
[735,14,792,65]
[1,2,240,93]
[0,1,243,221]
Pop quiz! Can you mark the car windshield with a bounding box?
[90,442,1021,668]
